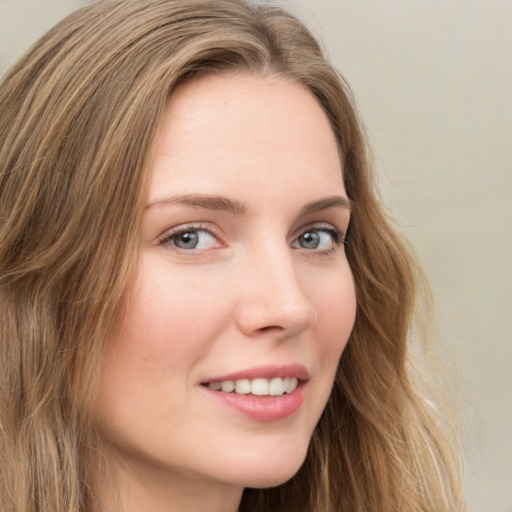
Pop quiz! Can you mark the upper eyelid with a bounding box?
[160,222,217,235]
[157,222,223,244]
[291,221,345,240]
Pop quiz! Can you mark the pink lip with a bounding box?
[200,364,309,422]
[203,364,309,383]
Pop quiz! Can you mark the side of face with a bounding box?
[94,73,356,496]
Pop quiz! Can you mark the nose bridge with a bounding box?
[236,237,317,337]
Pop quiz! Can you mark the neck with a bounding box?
[92,452,243,512]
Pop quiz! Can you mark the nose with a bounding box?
[235,243,318,339]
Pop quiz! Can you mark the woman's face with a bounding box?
[95,73,356,501]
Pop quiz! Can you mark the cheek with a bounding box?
[94,260,232,438]
[315,266,356,348]
[309,267,356,402]
[100,255,236,395]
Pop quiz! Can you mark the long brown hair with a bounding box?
[0,1,465,510]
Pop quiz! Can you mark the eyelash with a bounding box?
[292,224,345,255]
[158,223,221,254]
[157,222,346,255]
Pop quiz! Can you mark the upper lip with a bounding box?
[202,364,309,383]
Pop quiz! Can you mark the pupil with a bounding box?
[176,231,198,249]
[301,231,319,249]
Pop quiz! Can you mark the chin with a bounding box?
[224,441,310,489]
[243,467,303,489]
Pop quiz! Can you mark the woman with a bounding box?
[0,0,465,511]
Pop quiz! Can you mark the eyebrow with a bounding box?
[146,193,351,215]
[299,195,352,216]
[146,193,248,215]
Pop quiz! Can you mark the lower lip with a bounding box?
[201,383,306,422]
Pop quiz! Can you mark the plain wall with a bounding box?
[1,1,511,511]
[283,3,512,511]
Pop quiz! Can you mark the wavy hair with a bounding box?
[0,0,464,510]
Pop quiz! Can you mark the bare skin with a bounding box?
[94,73,355,512]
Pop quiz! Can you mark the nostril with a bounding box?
[257,325,285,333]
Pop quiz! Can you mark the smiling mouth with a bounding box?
[203,377,299,396]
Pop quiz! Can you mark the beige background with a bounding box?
[1,1,511,510]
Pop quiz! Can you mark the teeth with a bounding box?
[207,377,298,396]
[287,377,298,393]
[208,381,221,391]
[234,379,251,394]
[251,378,269,395]
[220,381,235,393]
[269,377,284,396]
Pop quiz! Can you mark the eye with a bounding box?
[159,226,220,251]
[291,226,342,251]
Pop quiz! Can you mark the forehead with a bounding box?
[149,73,344,203]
